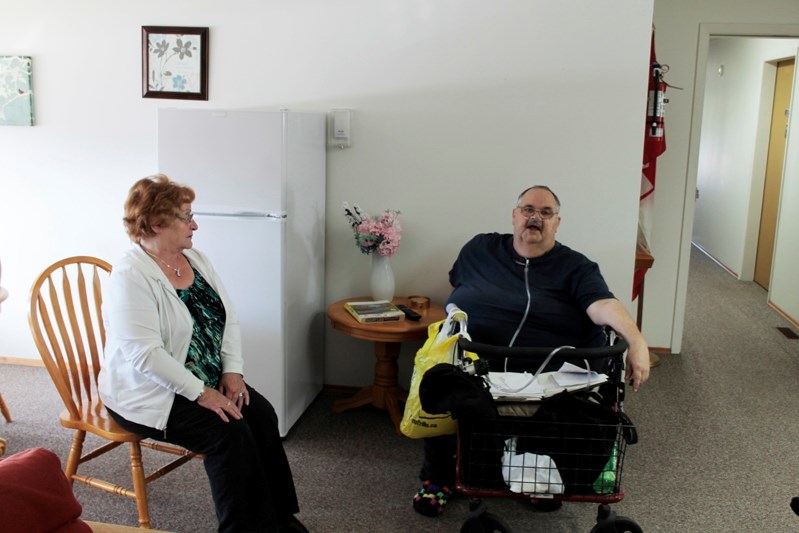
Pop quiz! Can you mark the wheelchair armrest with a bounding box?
[457,338,628,361]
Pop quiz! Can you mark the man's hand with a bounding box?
[624,339,650,392]
[586,298,650,392]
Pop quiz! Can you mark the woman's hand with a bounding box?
[196,386,243,422]
[218,372,249,410]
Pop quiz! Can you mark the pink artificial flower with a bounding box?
[343,202,402,256]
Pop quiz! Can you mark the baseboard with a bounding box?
[767,300,799,330]
[691,242,739,278]
[322,384,358,395]
[0,356,43,367]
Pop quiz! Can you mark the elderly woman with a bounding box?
[98,174,307,533]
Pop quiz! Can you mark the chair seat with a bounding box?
[59,402,142,442]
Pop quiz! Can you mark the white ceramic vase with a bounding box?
[370,253,395,302]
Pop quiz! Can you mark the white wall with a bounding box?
[771,50,799,323]
[0,1,653,388]
[693,38,799,277]
[648,2,799,352]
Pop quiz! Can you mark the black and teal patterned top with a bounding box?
[177,267,226,389]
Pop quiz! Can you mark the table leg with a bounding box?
[332,341,408,434]
[637,278,660,368]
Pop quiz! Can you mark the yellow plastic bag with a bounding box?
[400,308,469,438]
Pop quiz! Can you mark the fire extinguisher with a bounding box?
[647,62,668,139]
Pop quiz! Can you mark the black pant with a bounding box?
[108,384,299,533]
[420,434,457,487]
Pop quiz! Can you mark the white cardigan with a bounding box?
[98,245,243,430]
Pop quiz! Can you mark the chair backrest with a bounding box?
[28,256,112,420]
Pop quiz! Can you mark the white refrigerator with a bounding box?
[157,108,326,436]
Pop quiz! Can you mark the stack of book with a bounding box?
[344,300,405,323]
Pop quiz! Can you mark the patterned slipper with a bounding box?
[413,480,451,517]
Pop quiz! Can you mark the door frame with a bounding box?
[753,58,794,289]
[674,23,799,352]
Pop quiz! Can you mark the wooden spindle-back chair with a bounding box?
[28,256,201,529]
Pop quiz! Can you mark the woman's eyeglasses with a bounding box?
[176,211,195,223]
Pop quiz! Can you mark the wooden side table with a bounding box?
[327,296,446,434]
[634,245,659,368]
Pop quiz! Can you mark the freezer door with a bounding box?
[158,109,285,212]
[191,213,286,421]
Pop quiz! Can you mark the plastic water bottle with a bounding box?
[593,446,618,494]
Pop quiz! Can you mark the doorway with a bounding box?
[691,36,799,282]
[754,58,794,289]
[673,25,799,353]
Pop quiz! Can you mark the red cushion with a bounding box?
[0,447,92,533]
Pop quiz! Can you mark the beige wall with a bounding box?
[0,2,653,389]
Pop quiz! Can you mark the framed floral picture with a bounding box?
[142,26,208,100]
[0,55,34,126]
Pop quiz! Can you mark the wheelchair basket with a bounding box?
[453,335,635,504]
[455,411,632,503]
[439,312,643,532]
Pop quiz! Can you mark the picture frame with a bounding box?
[142,26,208,100]
[0,56,34,126]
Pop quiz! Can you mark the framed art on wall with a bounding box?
[142,26,208,100]
[0,56,34,126]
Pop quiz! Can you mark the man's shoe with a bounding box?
[412,480,451,517]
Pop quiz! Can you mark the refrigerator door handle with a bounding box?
[194,210,287,220]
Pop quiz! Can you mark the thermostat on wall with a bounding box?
[328,109,352,148]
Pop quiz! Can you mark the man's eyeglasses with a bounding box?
[176,211,195,223]
[516,205,558,220]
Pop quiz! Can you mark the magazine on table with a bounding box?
[344,300,405,323]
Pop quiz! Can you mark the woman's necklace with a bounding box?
[142,246,182,277]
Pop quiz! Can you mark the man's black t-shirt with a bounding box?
[446,233,614,348]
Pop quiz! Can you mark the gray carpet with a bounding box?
[2,245,799,532]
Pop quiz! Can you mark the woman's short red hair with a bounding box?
[123,174,195,241]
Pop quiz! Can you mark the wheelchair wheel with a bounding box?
[588,517,642,533]
[589,504,643,533]
[460,511,513,533]
[460,498,513,533]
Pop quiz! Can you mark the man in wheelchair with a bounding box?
[412,185,650,518]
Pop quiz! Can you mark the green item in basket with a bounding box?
[593,445,618,494]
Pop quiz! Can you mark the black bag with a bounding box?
[419,363,497,420]
[517,391,636,494]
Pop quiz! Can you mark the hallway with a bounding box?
[620,244,799,531]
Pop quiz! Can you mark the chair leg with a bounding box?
[65,430,86,484]
[0,393,11,422]
[129,441,151,529]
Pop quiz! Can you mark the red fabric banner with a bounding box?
[641,30,666,201]
[633,29,666,300]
